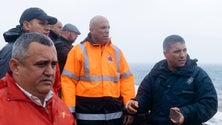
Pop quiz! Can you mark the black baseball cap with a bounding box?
[19,7,57,25]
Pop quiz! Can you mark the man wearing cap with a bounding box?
[54,23,81,73]
[0,7,57,78]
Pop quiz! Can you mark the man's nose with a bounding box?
[44,65,55,76]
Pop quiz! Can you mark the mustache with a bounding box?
[40,76,54,83]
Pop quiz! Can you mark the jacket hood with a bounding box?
[80,33,96,45]
[3,25,23,43]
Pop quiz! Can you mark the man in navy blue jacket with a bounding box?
[124,35,218,125]
[0,7,57,78]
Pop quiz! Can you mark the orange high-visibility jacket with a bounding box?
[61,36,135,120]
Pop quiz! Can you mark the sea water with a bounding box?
[130,63,222,125]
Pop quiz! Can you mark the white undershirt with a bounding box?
[16,83,54,108]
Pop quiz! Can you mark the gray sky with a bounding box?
[1,0,222,64]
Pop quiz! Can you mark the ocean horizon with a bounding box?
[130,63,222,125]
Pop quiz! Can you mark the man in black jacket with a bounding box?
[0,7,57,78]
[54,23,81,73]
[124,35,218,125]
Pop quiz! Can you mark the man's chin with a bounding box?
[40,86,52,94]
[178,63,186,67]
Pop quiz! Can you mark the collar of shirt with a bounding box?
[15,83,54,108]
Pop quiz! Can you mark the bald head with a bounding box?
[89,15,109,30]
[51,20,63,35]
[89,15,110,45]
[55,20,62,27]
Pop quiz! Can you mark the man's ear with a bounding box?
[163,50,167,58]
[9,58,20,75]
[89,27,93,32]
[22,21,30,31]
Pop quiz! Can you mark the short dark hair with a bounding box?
[163,34,185,51]
[12,32,54,63]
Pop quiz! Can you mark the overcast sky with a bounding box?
[1,0,222,64]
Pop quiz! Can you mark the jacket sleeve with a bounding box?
[119,50,135,104]
[0,43,13,78]
[135,73,153,113]
[61,45,82,113]
[180,68,218,124]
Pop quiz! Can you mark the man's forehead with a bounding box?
[169,43,186,50]
[29,18,49,23]
[27,42,54,53]
[26,43,57,60]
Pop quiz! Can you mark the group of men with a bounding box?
[0,7,218,125]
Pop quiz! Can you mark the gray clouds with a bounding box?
[1,0,222,63]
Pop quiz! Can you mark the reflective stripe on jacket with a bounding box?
[76,111,123,120]
[61,37,135,120]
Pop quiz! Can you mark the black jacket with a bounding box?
[54,37,73,73]
[0,25,23,78]
[135,57,218,125]
[49,31,59,42]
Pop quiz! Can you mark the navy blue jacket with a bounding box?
[0,25,22,78]
[135,57,218,125]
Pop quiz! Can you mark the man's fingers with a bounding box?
[123,115,134,125]
[125,100,138,114]
[128,106,137,114]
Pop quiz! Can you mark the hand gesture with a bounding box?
[169,107,184,125]
[125,100,139,114]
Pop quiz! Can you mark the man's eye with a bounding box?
[36,62,47,67]
[100,26,110,29]
[39,21,48,26]
[173,50,180,53]
[51,62,57,68]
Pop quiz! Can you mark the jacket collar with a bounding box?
[57,36,73,45]
[81,33,111,46]
[4,72,32,102]
[151,55,198,77]
[5,72,54,104]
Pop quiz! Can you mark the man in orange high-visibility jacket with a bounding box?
[61,15,135,125]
